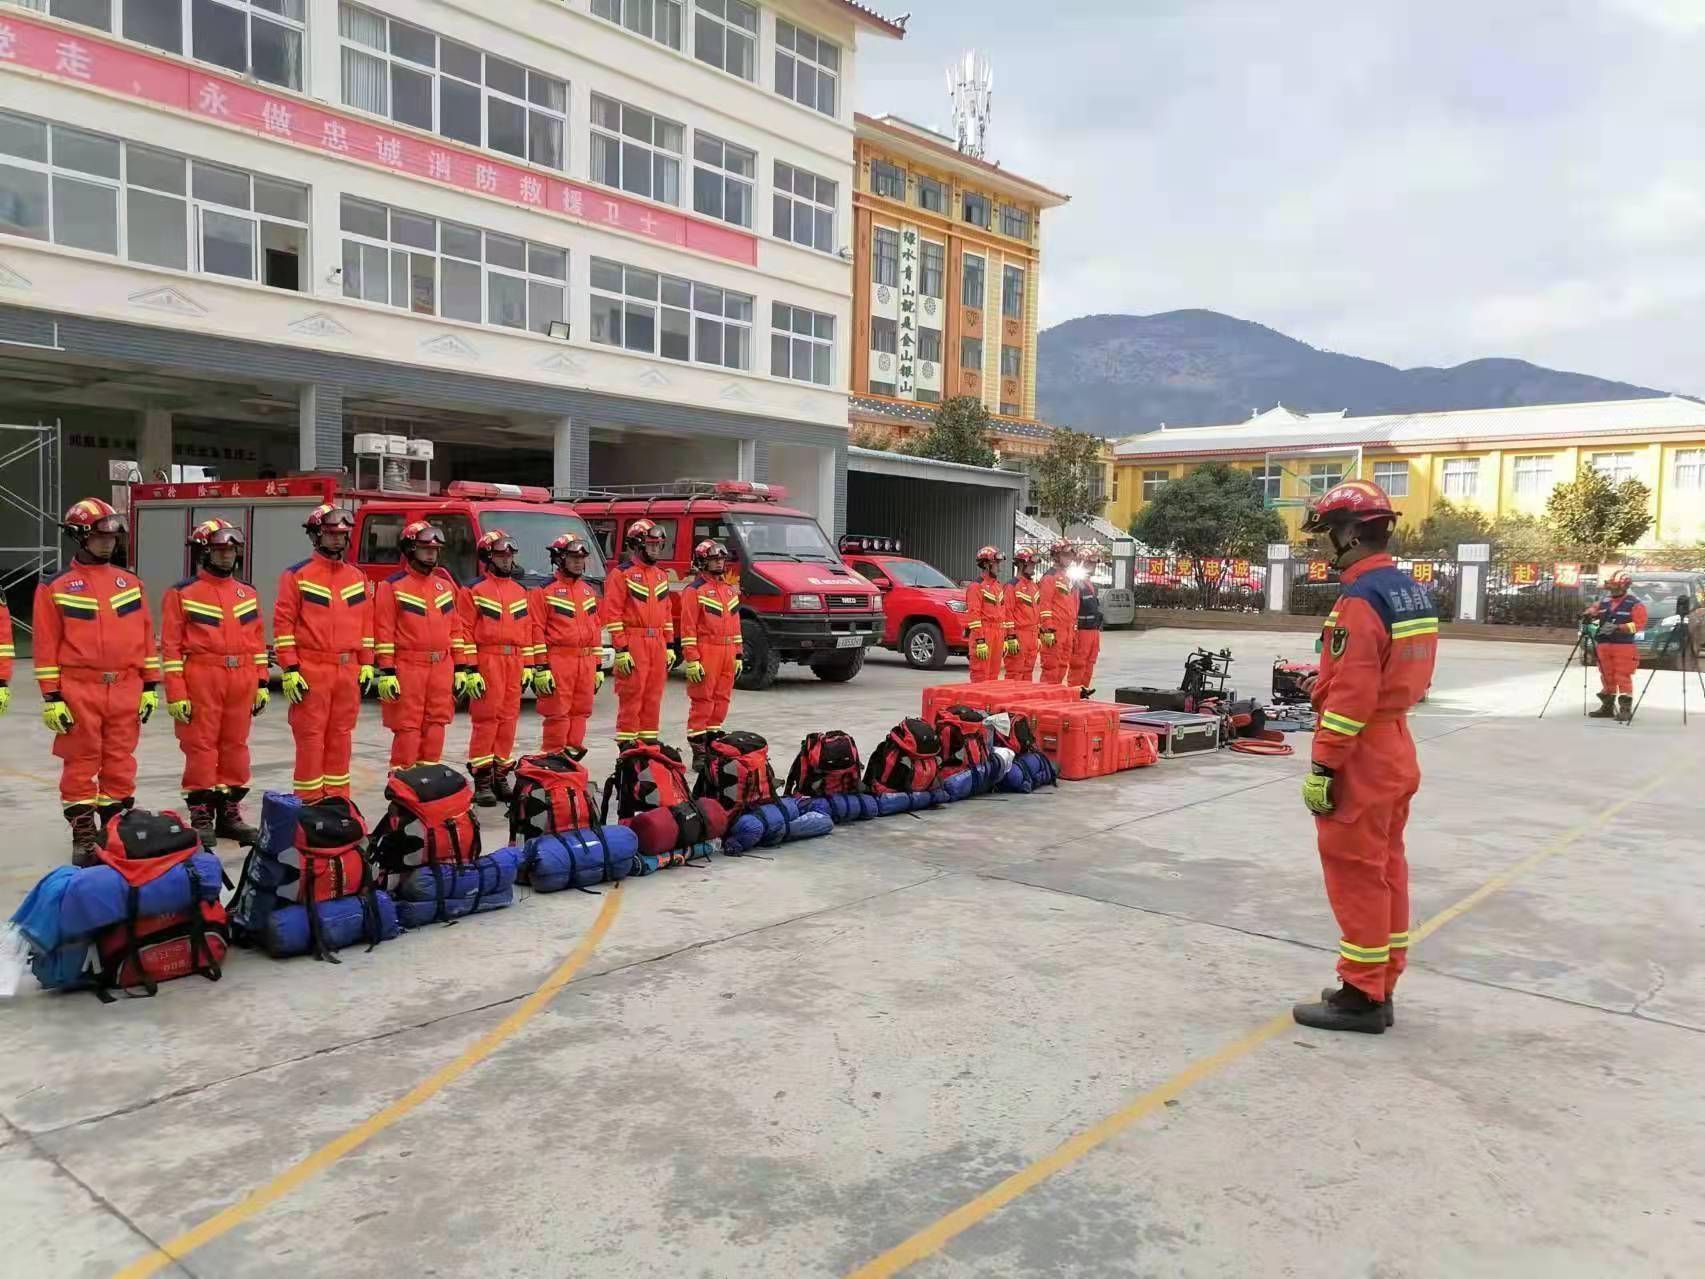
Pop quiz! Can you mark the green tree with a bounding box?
[1544,465,1653,562]
[1130,463,1286,596]
[1390,499,1492,559]
[1032,427,1108,532]
[904,396,998,468]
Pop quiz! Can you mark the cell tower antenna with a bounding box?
[947,50,993,159]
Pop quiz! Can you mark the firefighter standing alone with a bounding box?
[160,519,268,848]
[1292,480,1438,1034]
[1586,570,1645,722]
[1037,538,1078,685]
[679,539,742,767]
[374,521,473,778]
[461,530,530,805]
[35,499,161,863]
[965,546,1014,682]
[604,519,675,749]
[530,534,604,760]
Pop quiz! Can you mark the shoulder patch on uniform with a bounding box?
[1331,627,1349,658]
[386,569,408,583]
[286,558,311,573]
[467,574,487,588]
[173,576,197,591]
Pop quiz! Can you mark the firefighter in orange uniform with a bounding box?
[531,534,604,760]
[460,529,530,805]
[1586,570,1645,722]
[274,506,373,803]
[1037,538,1079,684]
[0,592,12,717]
[160,519,269,848]
[34,499,161,863]
[679,539,742,768]
[1068,543,1105,694]
[965,546,1013,682]
[604,519,676,749]
[1004,548,1043,680]
[1292,481,1438,1034]
[373,521,471,779]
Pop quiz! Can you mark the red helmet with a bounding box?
[477,529,518,557]
[188,518,245,549]
[63,498,126,539]
[400,520,445,550]
[1049,538,1074,558]
[303,504,355,534]
[1013,547,1040,567]
[692,539,729,569]
[1607,570,1635,591]
[548,533,591,565]
[625,518,665,545]
[976,545,1005,564]
[1302,480,1397,533]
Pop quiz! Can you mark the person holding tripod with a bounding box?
[1586,570,1645,723]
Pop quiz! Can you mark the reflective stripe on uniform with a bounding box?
[1391,618,1439,639]
[1388,931,1410,950]
[1338,939,1390,964]
[1320,710,1366,736]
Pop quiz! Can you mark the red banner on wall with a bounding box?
[1232,558,1251,579]
[1307,560,1330,582]
[1147,558,1167,577]
[1176,556,1195,576]
[1202,558,1223,580]
[1554,562,1582,587]
[1511,562,1540,585]
[1410,561,1435,584]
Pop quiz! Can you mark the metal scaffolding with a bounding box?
[0,420,62,635]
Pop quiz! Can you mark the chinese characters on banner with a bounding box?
[1176,556,1195,577]
[1307,560,1330,582]
[1554,562,1582,588]
[897,227,919,396]
[1410,561,1435,584]
[0,13,756,266]
[1202,558,1224,581]
[1147,558,1167,577]
[1232,558,1252,579]
[1511,562,1540,586]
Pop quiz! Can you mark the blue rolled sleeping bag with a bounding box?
[55,852,227,940]
[1001,751,1058,794]
[261,892,401,957]
[519,824,638,892]
[394,846,522,928]
[929,788,951,807]
[724,799,833,853]
[875,790,938,817]
[259,789,302,853]
[802,793,879,825]
[940,770,978,803]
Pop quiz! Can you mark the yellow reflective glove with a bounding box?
[734,658,744,679]
[359,663,376,695]
[138,688,159,724]
[613,651,635,679]
[1039,630,1056,649]
[464,671,487,701]
[0,685,9,716]
[1302,767,1335,816]
[665,648,679,672]
[377,673,402,702]
[594,668,606,691]
[252,684,270,717]
[167,698,194,725]
[683,659,706,685]
[1003,637,1020,657]
[42,696,74,734]
[282,670,311,704]
[533,666,556,696]
[973,640,989,662]
[520,666,536,695]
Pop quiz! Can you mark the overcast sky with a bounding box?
[856,0,1704,394]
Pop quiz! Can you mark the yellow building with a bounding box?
[1110,397,1705,548]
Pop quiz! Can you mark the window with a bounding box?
[692,133,754,228]
[962,191,990,228]
[771,302,833,386]
[919,240,944,298]
[589,257,751,369]
[694,0,756,79]
[1002,265,1025,317]
[1441,457,1479,498]
[872,227,899,287]
[41,0,304,90]
[338,5,565,169]
[773,160,836,253]
[1000,204,1032,240]
[1000,402,1020,417]
[1001,345,1021,378]
[870,316,898,354]
[868,380,897,397]
[1512,454,1554,497]
[1372,460,1409,497]
[917,175,946,214]
[1250,465,1280,503]
[341,195,565,332]
[1307,462,1345,496]
[916,388,940,403]
[591,0,684,50]
[962,252,985,307]
[871,159,905,200]
[1142,470,1170,500]
[960,337,982,369]
[775,20,839,116]
[0,112,306,288]
[1591,451,1636,483]
[917,328,941,364]
[590,95,682,204]
[1675,449,1705,492]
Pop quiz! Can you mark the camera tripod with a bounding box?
[1628,597,1704,727]
[1537,618,1599,720]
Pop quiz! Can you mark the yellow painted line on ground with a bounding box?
[112,885,624,1279]
[844,756,1689,1279]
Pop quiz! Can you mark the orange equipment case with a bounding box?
[1116,726,1161,771]
[921,680,1080,724]
[1031,700,1126,780]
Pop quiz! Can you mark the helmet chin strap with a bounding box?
[1327,525,1361,570]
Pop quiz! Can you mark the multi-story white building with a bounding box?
[0,0,904,529]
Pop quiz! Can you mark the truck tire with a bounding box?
[736,617,780,690]
[810,646,866,683]
[901,620,948,670]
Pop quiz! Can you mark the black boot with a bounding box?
[1294,983,1387,1034]
[185,789,220,850]
[1588,694,1616,718]
[687,732,711,773]
[1616,695,1633,723]
[216,786,259,845]
[1323,986,1395,1027]
[471,764,498,808]
[65,804,101,867]
[566,744,588,762]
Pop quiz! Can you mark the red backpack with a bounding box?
[508,751,599,842]
[369,765,482,889]
[290,798,372,904]
[863,718,942,795]
[935,706,994,779]
[602,742,693,822]
[694,731,778,814]
[92,809,228,1000]
[783,731,865,797]
[985,709,1037,754]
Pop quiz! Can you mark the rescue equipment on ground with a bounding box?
[1030,701,1125,780]
[262,894,400,959]
[694,731,779,813]
[934,706,1004,795]
[514,824,639,893]
[864,718,943,794]
[603,741,692,821]
[627,798,726,859]
[783,731,866,798]
[369,766,484,924]
[724,798,833,853]
[1118,710,1223,757]
[1272,659,1318,705]
[801,792,882,824]
[507,750,599,843]
[393,846,522,927]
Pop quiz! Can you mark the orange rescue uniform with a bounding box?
[964,572,1009,682]
[1037,569,1079,684]
[680,574,741,736]
[274,552,373,801]
[374,564,462,770]
[160,568,268,794]
[1589,592,1647,697]
[1004,575,1042,680]
[461,570,530,777]
[0,595,13,684]
[531,573,602,755]
[604,557,673,743]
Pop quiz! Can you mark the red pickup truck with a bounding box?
[839,537,971,670]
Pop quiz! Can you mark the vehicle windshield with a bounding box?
[1631,580,1694,619]
[883,558,956,588]
[494,510,606,585]
[728,513,841,563]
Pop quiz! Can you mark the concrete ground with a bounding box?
[2,627,1703,1278]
